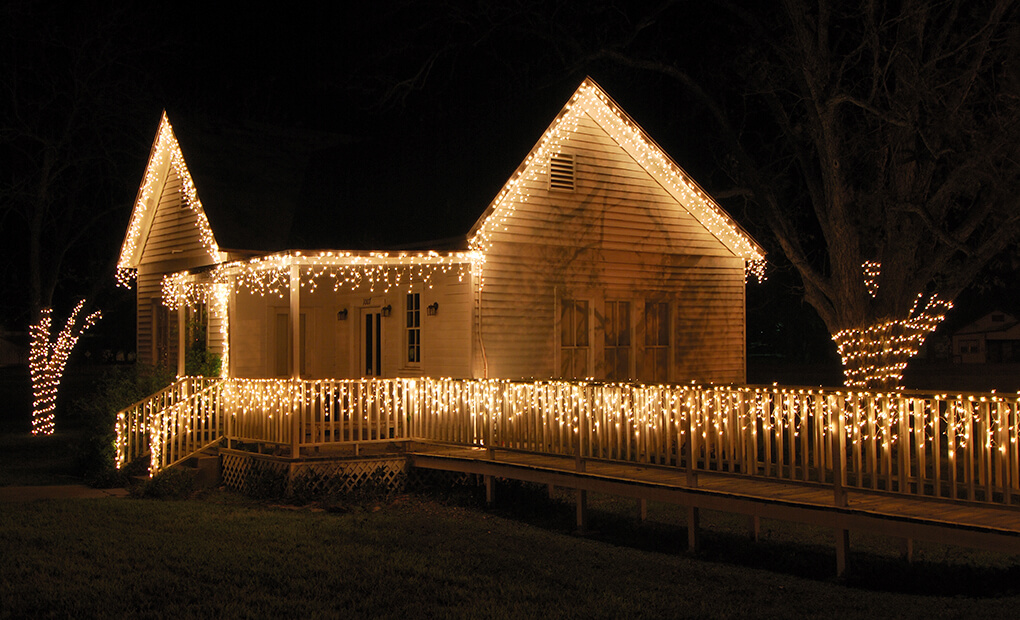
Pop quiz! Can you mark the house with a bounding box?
[115,78,764,386]
[952,311,1020,363]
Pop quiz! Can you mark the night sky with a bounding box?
[1,1,1013,365]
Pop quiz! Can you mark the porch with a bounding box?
[115,376,1020,575]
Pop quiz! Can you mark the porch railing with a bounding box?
[114,376,222,470]
[116,377,1020,506]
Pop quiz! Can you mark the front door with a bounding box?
[361,309,383,377]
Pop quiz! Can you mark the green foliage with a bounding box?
[242,462,287,501]
[71,364,174,480]
[3,495,1020,618]
[182,305,221,377]
[134,466,195,500]
[184,350,221,377]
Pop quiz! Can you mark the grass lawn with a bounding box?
[3,372,1020,618]
[0,430,86,486]
[2,489,1020,619]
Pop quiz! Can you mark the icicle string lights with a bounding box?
[116,112,223,287]
[29,301,102,435]
[116,377,1020,505]
[468,79,766,283]
[162,251,482,306]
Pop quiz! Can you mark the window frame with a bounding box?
[603,299,632,381]
[405,291,421,366]
[641,300,670,383]
[559,297,591,379]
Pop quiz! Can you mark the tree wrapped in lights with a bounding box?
[833,282,952,389]
[488,1,1019,389]
[685,1,1019,390]
[29,301,101,435]
[710,2,1018,389]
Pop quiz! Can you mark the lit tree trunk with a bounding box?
[830,285,951,391]
[567,1,1019,391]
[28,301,101,435]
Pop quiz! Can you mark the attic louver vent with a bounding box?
[549,153,575,191]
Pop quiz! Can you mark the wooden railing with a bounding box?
[115,376,221,470]
[116,377,1020,506]
[222,379,412,450]
[149,379,227,473]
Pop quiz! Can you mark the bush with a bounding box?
[72,365,174,481]
[242,462,287,501]
[185,350,221,377]
[134,466,195,500]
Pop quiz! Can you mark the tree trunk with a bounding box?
[28,302,101,435]
[831,294,951,391]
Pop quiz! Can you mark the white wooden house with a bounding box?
[116,78,764,385]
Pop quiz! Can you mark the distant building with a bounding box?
[952,311,1020,363]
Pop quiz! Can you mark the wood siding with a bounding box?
[230,271,473,379]
[136,165,218,366]
[476,112,746,383]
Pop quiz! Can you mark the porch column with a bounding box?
[177,305,186,377]
[290,264,300,379]
[227,278,236,379]
[289,263,300,458]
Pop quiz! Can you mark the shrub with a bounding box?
[242,462,287,501]
[72,364,174,480]
[185,350,221,378]
[135,466,195,500]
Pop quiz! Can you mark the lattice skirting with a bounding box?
[221,451,408,498]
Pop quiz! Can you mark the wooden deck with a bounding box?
[118,377,1020,576]
[408,442,1020,575]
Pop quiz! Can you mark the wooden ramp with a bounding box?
[408,443,1020,575]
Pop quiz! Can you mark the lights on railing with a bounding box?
[115,377,1020,503]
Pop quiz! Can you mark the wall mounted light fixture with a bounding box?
[427,302,439,316]
[382,304,392,317]
[337,308,348,321]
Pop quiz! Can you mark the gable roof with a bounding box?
[116,112,224,286]
[954,311,1020,337]
[468,78,764,268]
[119,79,765,288]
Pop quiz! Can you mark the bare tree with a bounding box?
[1,4,153,431]
[522,0,1020,388]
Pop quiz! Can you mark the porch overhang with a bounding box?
[162,249,484,309]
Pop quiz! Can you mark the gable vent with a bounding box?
[549,153,575,191]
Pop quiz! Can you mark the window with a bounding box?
[560,299,589,379]
[604,300,631,381]
[406,293,421,364]
[642,302,669,383]
[960,339,979,355]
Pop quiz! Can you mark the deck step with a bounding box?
[183,448,222,489]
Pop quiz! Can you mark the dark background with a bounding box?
[2,1,1017,409]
